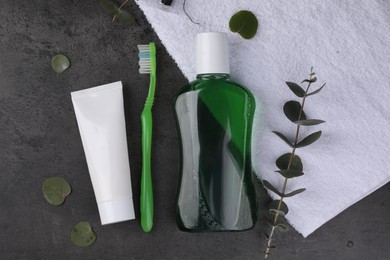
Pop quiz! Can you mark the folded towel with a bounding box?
[136,0,390,237]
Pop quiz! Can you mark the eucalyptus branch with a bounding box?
[263,68,326,258]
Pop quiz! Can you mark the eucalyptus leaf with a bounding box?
[42,177,71,205]
[283,101,306,122]
[276,169,304,178]
[116,9,136,25]
[269,200,289,216]
[51,54,70,74]
[284,188,306,197]
[276,153,303,171]
[71,222,96,247]
[99,0,119,14]
[294,119,326,126]
[296,131,322,148]
[229,10,258,39]
[286,82,305,98]
[272,131,294,148]
[265,218,275,228]
[302,77,317,84]
[262,180,284,197]
[306,83,326,97]
[275,224,289,232]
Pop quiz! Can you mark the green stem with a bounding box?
[264,71,314,258]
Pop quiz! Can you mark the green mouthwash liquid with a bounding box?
[173,32,257,231]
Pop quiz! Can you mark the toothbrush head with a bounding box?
[137,42,156,76]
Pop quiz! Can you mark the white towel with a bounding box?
[136,0,390,237]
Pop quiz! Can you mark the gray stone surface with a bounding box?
[0,1,389,259]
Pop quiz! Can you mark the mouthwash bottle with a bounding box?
[174,32,257,231]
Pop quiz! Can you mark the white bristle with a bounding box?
[137,44,149,50]
[138,44,153,74]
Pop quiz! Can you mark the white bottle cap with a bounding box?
[196,32,230,75]
[97,197,135,225]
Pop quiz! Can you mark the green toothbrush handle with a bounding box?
[141,101,153,232]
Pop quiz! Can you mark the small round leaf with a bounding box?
[99,0,119,14]
[229,10,258,39]
[42,177,71,205]
[71,222,96,247]
[284,101,306,122]
[116,9,136,25]
[265,218,275,228]
[51,54,70,73]
[276,153,303,171]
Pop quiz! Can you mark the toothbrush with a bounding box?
[138,42,156,232]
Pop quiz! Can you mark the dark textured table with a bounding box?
[1,1,389,259]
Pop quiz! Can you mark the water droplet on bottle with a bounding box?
[347,240,353,248]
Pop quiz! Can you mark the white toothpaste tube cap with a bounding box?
[97,197,135,225]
